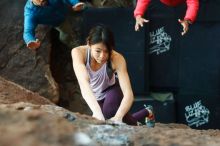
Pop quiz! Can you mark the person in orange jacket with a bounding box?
[134,0,199,35]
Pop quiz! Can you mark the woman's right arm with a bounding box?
[71,47,105,121]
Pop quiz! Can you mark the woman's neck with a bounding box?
[90,58,105,72]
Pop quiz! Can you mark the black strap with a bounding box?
[106,59,114,79]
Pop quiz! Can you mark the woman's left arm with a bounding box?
[111,53,134,122]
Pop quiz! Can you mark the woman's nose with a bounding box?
[100,52,107,58]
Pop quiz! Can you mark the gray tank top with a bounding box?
[86,48,116,101]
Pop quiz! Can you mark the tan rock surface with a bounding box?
[1,77,220,146]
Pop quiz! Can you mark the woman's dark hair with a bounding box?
[86,25,115,55]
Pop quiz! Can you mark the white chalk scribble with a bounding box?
[149,27,172,55]
[185,100,210,127]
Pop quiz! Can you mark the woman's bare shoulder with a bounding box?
[111,50,126,70]
[72,45,88,54]
[71,45,88,62]
[111,50,125,61]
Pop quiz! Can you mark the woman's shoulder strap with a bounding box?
[85,47,91,65]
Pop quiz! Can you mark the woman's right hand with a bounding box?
[92,112,105,121]
[135,15,149,31]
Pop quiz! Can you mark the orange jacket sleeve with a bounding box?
[134,0,151,17]
[184,0,199,23]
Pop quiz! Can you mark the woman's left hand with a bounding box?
[109,116,124,125]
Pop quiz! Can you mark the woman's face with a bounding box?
[90,42,109,64]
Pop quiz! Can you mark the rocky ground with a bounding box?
[1,77,220,146]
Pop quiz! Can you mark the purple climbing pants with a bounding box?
[98,82,149,125]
